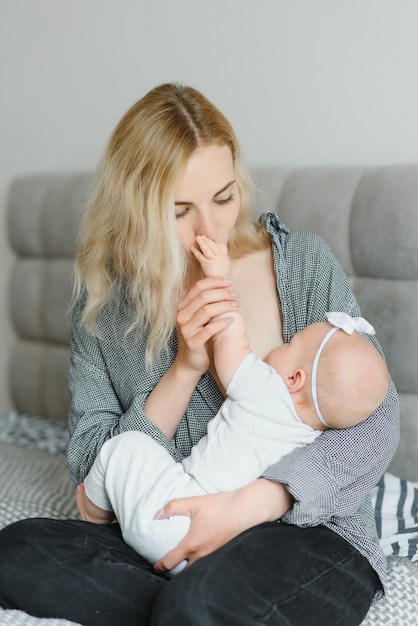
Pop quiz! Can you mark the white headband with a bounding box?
[311,312,376,428]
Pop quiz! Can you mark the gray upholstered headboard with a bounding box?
[6,165,418,480]
[7,173,92,422]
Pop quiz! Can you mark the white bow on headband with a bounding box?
[325,311,376,336]
[312,311,376,428]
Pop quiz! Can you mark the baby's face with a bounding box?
[264,323,328,377]
[264,337,302,378]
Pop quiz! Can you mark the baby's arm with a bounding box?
[191,235,251,389]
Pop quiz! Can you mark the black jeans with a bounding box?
[0,518,379,626]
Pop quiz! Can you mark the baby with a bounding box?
[78,235,389,574]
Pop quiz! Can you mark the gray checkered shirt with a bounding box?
[68,212,400,600]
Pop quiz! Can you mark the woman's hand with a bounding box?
[144,275,239,438]
[153,478,293,573]
[175,275,239,376]
[76,483,88,520]
[76,483,117,524]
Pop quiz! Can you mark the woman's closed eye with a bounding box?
[175,194,234,219]
[175,207,191,219]
[216,194,234,206]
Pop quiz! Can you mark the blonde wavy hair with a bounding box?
[74,83,267,363]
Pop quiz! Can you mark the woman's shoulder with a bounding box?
[261,211,329,247]
[260,212,335,267]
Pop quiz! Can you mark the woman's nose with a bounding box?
[196,211,217,240]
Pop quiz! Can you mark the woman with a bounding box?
[0,83,399,626]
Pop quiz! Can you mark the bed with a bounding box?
[1,165,417,624]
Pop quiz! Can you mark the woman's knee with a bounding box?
[151,563,210,625]
[0,519,46,607]
[0,518,40,562]
[151,546,261,626]
[151,524,379,626]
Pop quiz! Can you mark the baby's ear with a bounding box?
[284,369,306,394]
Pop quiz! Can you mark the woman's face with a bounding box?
[174,144,240,252]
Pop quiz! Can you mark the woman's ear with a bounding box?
[284,368,306,394]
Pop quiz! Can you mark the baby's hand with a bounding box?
[191,235,231,278]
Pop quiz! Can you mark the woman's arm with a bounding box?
[265,221,400,525]
[68,338,169,485]
[154,478,293,572]
[263,378,399,526]
[144,275,240,439]
[68,277,239,482]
